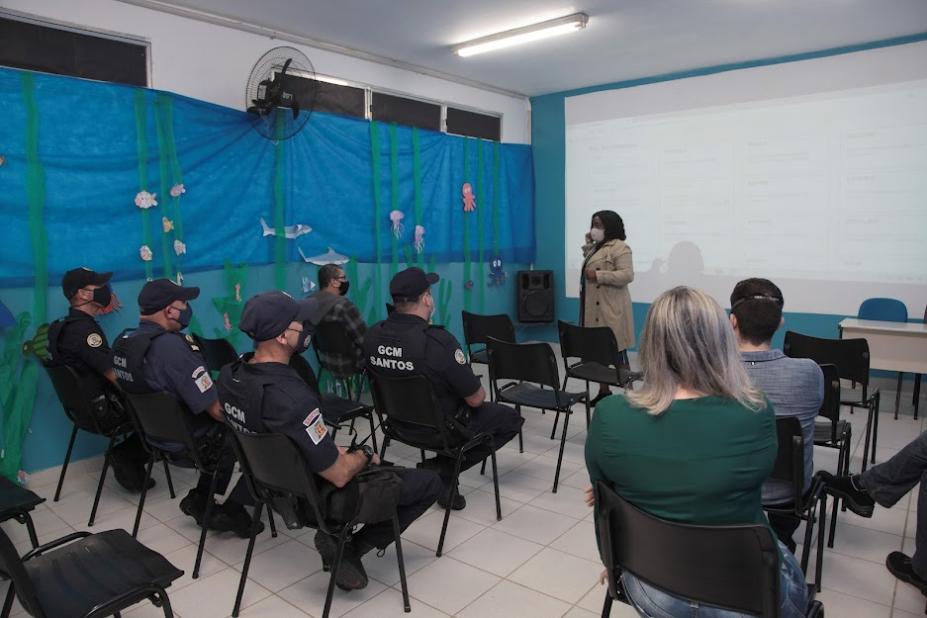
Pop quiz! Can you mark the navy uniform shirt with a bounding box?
[134,321,217,427]
[364,312,481,415]
[218,358,339,474]
[50,308,113,394]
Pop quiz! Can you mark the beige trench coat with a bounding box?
[580,239,635,351]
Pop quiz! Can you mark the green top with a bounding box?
[585,394,776,529]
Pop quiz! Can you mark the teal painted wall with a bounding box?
[528,33,927,349]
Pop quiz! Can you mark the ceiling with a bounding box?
[131,0,927,98]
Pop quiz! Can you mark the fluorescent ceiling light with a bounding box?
[453,12,588,58]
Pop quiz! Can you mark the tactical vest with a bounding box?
[216,358,273,436]
[364,319,429,378]
[46,315,83,364]
[111,328,166,395]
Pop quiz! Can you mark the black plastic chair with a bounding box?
[123,391,225,580]
[595,482,824,618]
[313,320,364,399]
[191,334,239,375]
[0,477,45,549]
[370,373,501,557]
[289,353,378,452]
[0,526,183,618]
[487,338,586,492]
[784,331,879,471]
[557,320,642,426]
[229,431,410,618]
[461,311,515,400]
[764,417,827,591]
[42,363,171,526]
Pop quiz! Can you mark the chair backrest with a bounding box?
[486,338,561,391]
[313,320,361,378]
[124,391,203,462]
[230,430,330,531]
[817,363,841,429]
[768,416,803,503]
[783,330,871,385]
[0,526,44,617]
[461,311,516,351]
[191,334,239,374]
[557,320,621,368]
[858,298,908,323]
[42,363,101,432]
[289,352,322,395]
[368,373,456,452]
[595,482,779,617]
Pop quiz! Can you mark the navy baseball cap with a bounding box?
[138,279,200,314]
[389,267,439,302]
[62,267,112,299]
[239,291,317,341]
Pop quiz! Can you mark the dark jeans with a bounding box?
[860,431,927,578]
[435,401,524,485]
[767,511,802,554]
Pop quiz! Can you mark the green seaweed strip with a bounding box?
[163,99,185,242]
[134,90,154,280]
[389,123,399,276]
[492,141,501,257]
[369,121,384,316]
[22,73,47,324]
[273,109,286,290]
[411,127,423,268]
[476,139,486,313]
[153,94,173,279]
[462,138,472,311]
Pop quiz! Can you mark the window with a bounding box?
[281,73,366,119]
[371,92,441,132]
[446,107,501,141]
[0,15,148,87]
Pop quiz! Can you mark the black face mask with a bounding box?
[289,323,312,353]
[170,305,193,329]
[339,280,350,296]
[92,285,112,308]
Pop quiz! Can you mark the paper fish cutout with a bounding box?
[298,247,350,266]
[162,217,174,233]
[260,216,312,239]
[139,245,153,261]
[135,191,158,209]
[489,257,506,287]
[170,183,186,198]
[173,240,186,256]
[301,277,318,294]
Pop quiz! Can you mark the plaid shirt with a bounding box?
[316,296,367,377]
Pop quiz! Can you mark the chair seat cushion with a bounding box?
[497,382,586,410]
[0,477,44,521]
[25,529,183,618]
[567,362,641,387]
[320,395,370,424]
[813,419,850,446]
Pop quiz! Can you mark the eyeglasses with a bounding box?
[285,327,303,335]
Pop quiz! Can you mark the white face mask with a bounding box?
[589,228,605,242]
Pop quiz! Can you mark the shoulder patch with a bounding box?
[192,366,213,393]
[184,334,200,352]
[303,408,328,445]
[454,348,467,365]
[86,333,103,348]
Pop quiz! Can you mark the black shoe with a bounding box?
[416,457,443,473]
[314,531,368,590]
[209,502,265,539]
[886,551,927,595]
[112,459,155,493]
[437,490,466,511]
[819,471,875,517]
[590,391,612,406]
[180,489,207,521]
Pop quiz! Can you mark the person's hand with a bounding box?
[598,569,608,586]
[584,485,594,507]
[585,269,597,282]
[338,446,348,454]
[371,453,381,465]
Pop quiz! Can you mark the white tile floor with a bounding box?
[2,372,925,618]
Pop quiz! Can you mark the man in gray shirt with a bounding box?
[730,278,823,552]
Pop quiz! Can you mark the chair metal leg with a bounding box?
[232,502,264,617]
[437,453,466,557]
[895,372,904,418]
[267,507,278,538]
[550,410,561,440]
[585,380,591,428]
[158,589,175,618]
[516,406,524,453]
[54,424,79,501]
[827,486,838,548]
[380,436,391,460]
[323,527,351,618]
[162,460,176,499]
[871,394,880,465]
[132,457,156,537]
[800,508,814,575]
[21,512,39,548]
[367,412,378,453]
[601,592,613,617]
[816,494,826,592]
[1,584,13,618]
[194,472,220,579]
[88,436,117,526]
[491,447,501,521]
[480,458,487,476]
[552,409,571,493]
[392,513,411,612]
[860,404,873,474]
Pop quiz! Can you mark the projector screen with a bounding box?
[565,41,927,315]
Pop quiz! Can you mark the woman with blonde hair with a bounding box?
[585,286,808,617]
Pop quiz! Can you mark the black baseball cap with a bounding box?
[239,291,317,341]
[138,279,200,314]
[62,267,112,299]
[390,267,439,302]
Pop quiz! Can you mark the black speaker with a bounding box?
[517,270,554,323]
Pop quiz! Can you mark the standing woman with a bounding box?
[581,210,634,403]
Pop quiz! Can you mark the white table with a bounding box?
[839,318,927,418]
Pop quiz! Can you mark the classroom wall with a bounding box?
[529,34,927,349]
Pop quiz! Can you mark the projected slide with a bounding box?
[564,43,927,315]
